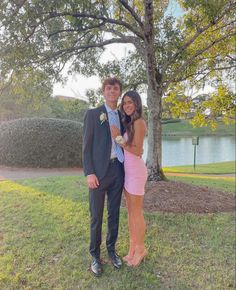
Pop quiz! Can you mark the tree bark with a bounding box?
[146,83,166,181]
[143,0,166,181]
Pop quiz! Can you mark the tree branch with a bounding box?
[75,37,137,48]
[166,65,235,85]
[47,11,145,39]
[47,21,106,39]
[10,0,27,17]
[163,1,236,70]
[226,55,236,62]
[31,37,137,65]
[211,19,236,33]
[118,0,144,28]
[194,66,235,84]
[165,31,236,86]
[103,28,143,51]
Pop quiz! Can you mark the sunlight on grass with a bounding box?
[0,180,91,288]
[167,175,235,195]
[0,177,235,289]
[164,161,235,174]
[167,173,235,181]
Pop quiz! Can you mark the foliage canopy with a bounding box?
[0,0,235,179]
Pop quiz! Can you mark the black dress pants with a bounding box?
[89,159,124,259]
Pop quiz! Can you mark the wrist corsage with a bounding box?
[115,135,125,145]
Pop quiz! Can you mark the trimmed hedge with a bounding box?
[0,118,83,168]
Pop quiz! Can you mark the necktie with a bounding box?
[109,111,124,163]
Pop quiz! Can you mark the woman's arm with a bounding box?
[123,119,146,156]
[110,119,146,157]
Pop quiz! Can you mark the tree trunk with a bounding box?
[146,84,166,181]
[144,0,166,181]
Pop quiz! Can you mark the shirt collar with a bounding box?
[105,103,118,114]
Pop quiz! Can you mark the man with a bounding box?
[83,77,125,277]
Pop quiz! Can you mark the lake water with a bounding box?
[143,135,235,166]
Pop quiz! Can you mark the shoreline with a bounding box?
[161,133,235,137]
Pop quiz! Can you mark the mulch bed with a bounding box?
[121,180,236,214]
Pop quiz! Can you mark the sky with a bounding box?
[53,1,184,101]
[53,43,132,101]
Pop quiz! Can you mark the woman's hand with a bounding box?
[110,125,121,139]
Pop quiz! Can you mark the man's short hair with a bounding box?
[102,77,122,92]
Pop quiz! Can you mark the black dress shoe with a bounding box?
[108,252,122,269]
[90,258,102,277]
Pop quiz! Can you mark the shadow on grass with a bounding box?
[0,178,235,289]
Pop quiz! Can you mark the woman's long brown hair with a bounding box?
[120,90,143,145]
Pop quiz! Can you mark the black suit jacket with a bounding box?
[83,104,125,180]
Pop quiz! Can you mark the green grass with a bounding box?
[162,120,235,136]
[167,175,235,195]
[165,161,235,194]
[164,161,236,174]
[0,176,235,289]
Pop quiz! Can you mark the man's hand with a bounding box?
[87,174,99,189]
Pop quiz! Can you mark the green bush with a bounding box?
[0,118,83,167]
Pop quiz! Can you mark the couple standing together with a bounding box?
[83,77,148,277]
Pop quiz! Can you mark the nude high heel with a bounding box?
[127,249,148,267]
[123,254,132,263]
[123,242,135,263]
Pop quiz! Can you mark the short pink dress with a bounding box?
[124,134,148,195]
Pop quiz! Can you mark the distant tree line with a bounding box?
[0,70,89,122]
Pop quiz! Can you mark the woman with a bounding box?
[111,90,148,267]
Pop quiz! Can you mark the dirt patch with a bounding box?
[0,166,234,214]
[121,180,235,214]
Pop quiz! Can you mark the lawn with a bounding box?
[164,161,235,174]
[0,175,235,289]
[165,161,235,195]
[167,175,235,195]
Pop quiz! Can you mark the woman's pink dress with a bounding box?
[124,134,148,195]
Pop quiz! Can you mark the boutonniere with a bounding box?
[99,112,108,124]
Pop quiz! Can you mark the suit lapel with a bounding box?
[100,104,124,136]
[101,104,111,137]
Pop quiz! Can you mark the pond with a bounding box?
[143,135,235,166]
